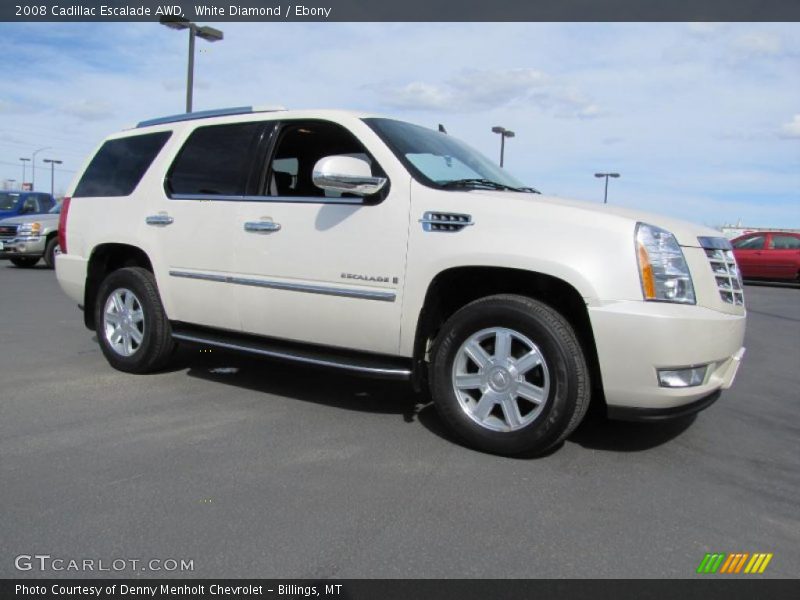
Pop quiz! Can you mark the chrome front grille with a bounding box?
[0,224,17,239]
[700,237,744,306]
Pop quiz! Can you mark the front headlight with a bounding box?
[18,222,41,236]
[635,222,695,304]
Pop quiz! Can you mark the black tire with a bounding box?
[43,236,60,269]
[10,256,39,268]
[429,294,590,456]
[94,267,175,374]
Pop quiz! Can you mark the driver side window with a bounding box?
[732,235,765,250]
[265,121,375,200]
[21,196,40,214]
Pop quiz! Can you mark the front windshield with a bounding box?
[0,192,20,210]
[364,118,535,192]
[49,203,61,215]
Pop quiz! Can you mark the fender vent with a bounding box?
[420,212,474,232]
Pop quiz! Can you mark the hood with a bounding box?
[468,191,721,247]
[0,213,58,226]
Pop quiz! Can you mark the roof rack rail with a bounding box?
[136,105,286,128]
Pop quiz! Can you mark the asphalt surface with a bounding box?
[1,264,798,579]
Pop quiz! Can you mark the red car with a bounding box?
[731,231,800,282]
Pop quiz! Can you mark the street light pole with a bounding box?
[160,17,224,113]
[186,26,195,113]
[43,159,62,196]
[491,126,516,168]
[19,157,30,187]
[31,146,50,191]
[594,172,620,204]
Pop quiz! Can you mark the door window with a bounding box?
[167,122,266,196]
[769,235,800,250]
[732,235,766,250]
[21,196,40,214]
[265,121,379,200]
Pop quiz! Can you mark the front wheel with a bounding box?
[10,256,39,268]
[429,294,590,456]
[43,236,60,269]
[94,267,175,373]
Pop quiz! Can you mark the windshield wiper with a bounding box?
[439,178,518,191]
[439,178,537,193]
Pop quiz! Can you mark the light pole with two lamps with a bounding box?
[19,157,30,188]
[31,146,50,191]
[594,172,620,204]
[491,126,515,168]
[43,159,63,196]
[160,17,224,113]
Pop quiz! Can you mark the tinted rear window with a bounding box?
[73,132,171,197]
[166,122,265,196]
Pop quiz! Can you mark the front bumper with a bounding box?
[588,300,746,416]
[0,236,46,258]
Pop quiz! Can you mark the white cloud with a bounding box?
[61,100,116,121]
[734,32,784,58]
[377,68,601,118]
[779,115,800,139]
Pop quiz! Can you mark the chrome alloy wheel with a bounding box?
[103,288,145,357]
[452,327,551,432]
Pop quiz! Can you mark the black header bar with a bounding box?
[3,0,800,22]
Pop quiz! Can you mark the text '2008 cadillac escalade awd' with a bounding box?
[55,106,746,455]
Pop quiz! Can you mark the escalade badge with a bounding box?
[341,273,398,284]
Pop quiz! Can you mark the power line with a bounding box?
[0,159,76,173]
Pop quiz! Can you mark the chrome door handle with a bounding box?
[145,214,174,226]
[244,221,281,233]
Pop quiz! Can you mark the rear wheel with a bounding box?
[43,236,60,269]
[95,267,174,373]
[10,256,39,268]
[429,294,590,456]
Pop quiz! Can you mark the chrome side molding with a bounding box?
[169,270,396,302]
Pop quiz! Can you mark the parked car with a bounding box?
[55,107,746,455]
[0,190,56,219]
[731,231,800,282]
[0,203,62,268]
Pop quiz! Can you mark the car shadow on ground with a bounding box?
[176,345,697,457]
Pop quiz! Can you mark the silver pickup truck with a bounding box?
[0,204,61,268]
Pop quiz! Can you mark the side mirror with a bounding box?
[312,155,387,197]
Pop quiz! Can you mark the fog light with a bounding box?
[657,365,707,388]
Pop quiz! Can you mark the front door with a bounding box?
[232,119,410,356]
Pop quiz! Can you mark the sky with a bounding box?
[0,22,798,229]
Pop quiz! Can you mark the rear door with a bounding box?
[150,121,274,331]
[765,233,800,280]
[732,233,768,278]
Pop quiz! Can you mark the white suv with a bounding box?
[55,106,746,455]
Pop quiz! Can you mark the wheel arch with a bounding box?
[411,265,605,408]
[83,243,154,330]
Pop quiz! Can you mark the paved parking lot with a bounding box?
[1,264,798,578]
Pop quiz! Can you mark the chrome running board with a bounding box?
[171,324,412,380]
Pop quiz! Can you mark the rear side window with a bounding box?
[166,123,265,196]
[770,235,800,250]
[73,132,171,198]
